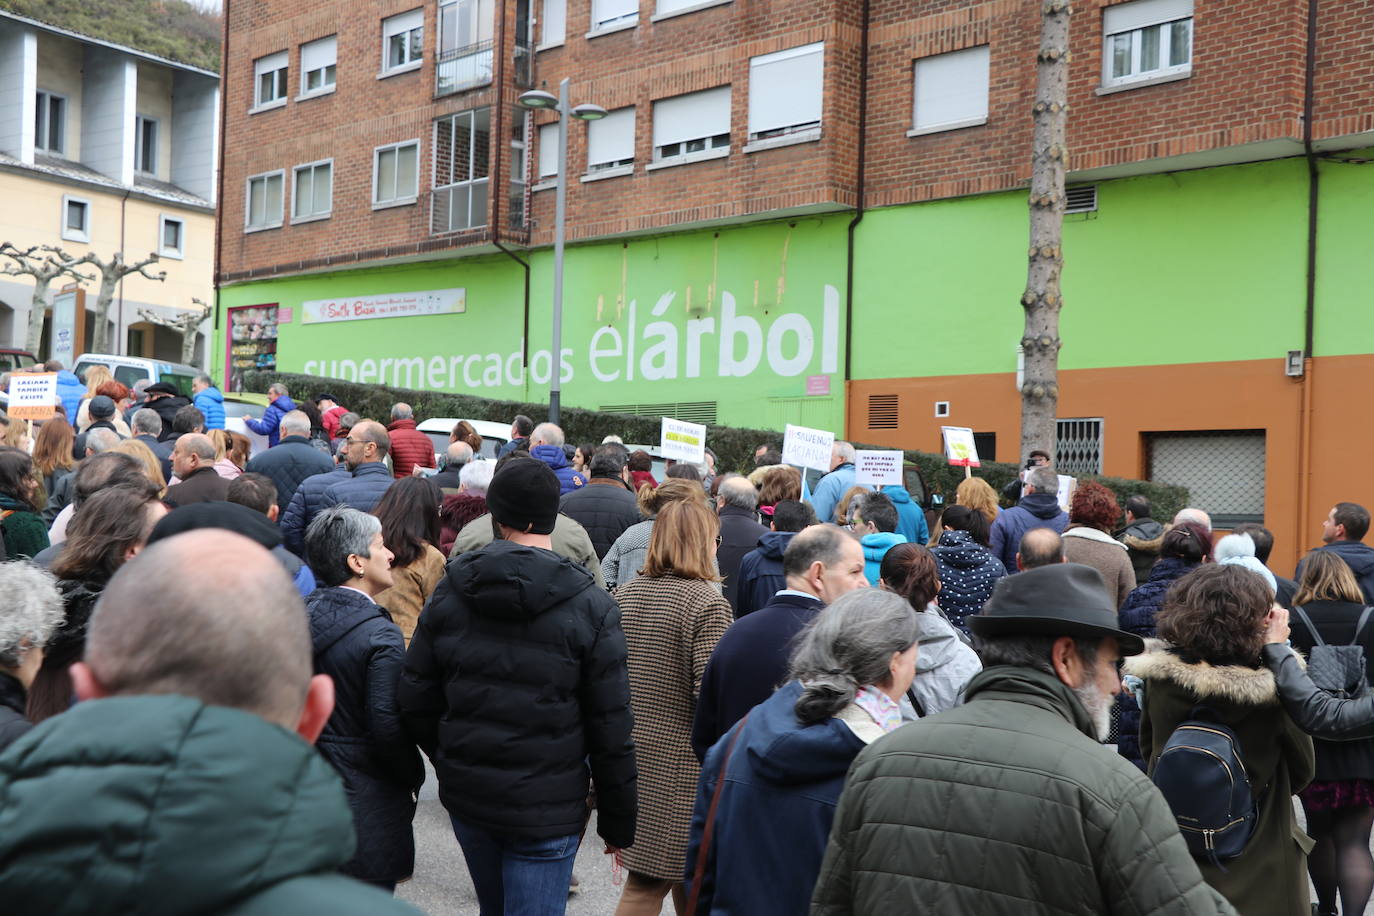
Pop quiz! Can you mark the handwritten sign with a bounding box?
[855,450,904,487]
[782,424,835,472]
[660,417,706,464]
[301,288,466,324]
[1057,475,1077,513]
[8,372,58,420]
[941,426,981,467]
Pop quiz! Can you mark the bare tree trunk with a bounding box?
[90,266,121,354]
[1020,0,1071,462]
[24,277,53,357]
[181,329,200,367]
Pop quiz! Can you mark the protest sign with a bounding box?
[7,372,57,421]
[782,424,834,472]
[1057,475,1077,513]
[660,417,706,464]
[854,449,904,487]
[941,427,981,467]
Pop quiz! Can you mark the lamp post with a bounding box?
[518,79,606,426]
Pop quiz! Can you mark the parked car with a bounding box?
[0,348,37,375]
[620,443,670,482]
[223,392,272,458]
[72,353,200,395]
[416,417,510,464]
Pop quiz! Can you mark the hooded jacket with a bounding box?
[531,444,587,495]
[385,418,435,479]
[882,485,929,546]
[560,477,641,560]
[307,586,422,884]
[734,531,796,618]
[988,491,1069,572]
[1117,517,1165,585]
[931,529,1007,632]
[908,609,982,715]
[685,680,879,916]
[397,540,637,848]
[0,695,420,915]
[243,394,296,447]
[54,369,84,419]
[192,385,225,430]
[1297,540,1374,604]
[810,667,1238,916]
[246,435,335,512]
[810,464,863,526]
[859,531,906,585]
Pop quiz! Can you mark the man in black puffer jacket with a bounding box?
[559,444,640,559]
[245,410,336,512]
[399,458,636,911]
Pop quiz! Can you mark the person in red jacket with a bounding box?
[315,393,350,441]
[386,403,436,479]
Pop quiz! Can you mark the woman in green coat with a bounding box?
[1127,563,1315,916]
[0,447,49,561]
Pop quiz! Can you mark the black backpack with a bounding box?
[1151,707,1258,863]
[1291,605,1374,699]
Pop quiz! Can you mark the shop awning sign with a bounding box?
[301,288,466,324]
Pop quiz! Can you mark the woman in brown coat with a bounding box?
[372,476,446,644]
[1126,564,1315,916]
[1061,481,1134,607]
[613,498,733,915]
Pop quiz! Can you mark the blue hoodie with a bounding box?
[193,386,225,430]
[734,531,795,617]
[54,370,84,420]
[860,531,907,585]
[685,680,871,916]
[882,485,929,545]
[531,444,586,495]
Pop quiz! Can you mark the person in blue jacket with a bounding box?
[809,441,866,525]
[849,491,907,586]
[191,374,226,430]
[882,483,929,546]
[529,422,586,495]
[47,360,86,420]
[684,589,919,916]
[988,464,1069,573]
[243,382,296,448]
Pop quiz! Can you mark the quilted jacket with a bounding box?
[245,436,336,512]
[280,465,351,555]
[811,666,1238,916]
[931,529,1007,632]
[321,462,395,514]
[385,418,435,479]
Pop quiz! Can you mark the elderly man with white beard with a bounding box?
[811,563,1237,916]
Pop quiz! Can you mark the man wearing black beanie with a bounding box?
[399,457,637,912]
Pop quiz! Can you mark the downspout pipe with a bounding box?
[843,0,871,392]
[494,240,531,382]
[1296,0,1319,563]
[213,0,231,375]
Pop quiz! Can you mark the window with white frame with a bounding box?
[134,116,158,173]
[439,0,495,52]
[911,45,990,134]
[245,171,285,230]
[591,0,636,30]
[34,91,65,154]
[373,140,420,206]
[432,109,490,232]
[293,160,333,221]
[61,195,89,243]
[159,215,185,258]
[537,122,559,181]
[301,36,337,96]
[254,51,289,108]
[541,0,566,45]
[652,86,730,163]
[587,107,634,173]
[1102,0,1192,87]
[748,42,823,141]
[383,9,425,72]
[656,0,722,16]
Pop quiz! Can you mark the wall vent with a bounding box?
[867,394,899,429]
[600,401,718,425]
[1065,185,1098,214]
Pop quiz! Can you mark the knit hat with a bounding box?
[968,562,1146,655]
[88,395,117,419]
[486,456,559,535]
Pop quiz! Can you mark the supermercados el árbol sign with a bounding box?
[302,288,466,324]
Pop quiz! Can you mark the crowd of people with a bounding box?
[5,372,1374,915]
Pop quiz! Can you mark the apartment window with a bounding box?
[383,9,425,73]
[254,51,289,108]
[587,107,634,174]
[748,42,823,142]
[245,170,285,230]
[509,112,529,228]
[158,215,185,259]
[656,0,725,14]
[436,0,496,94]
[1103,0,1192,88]
[432,109,490,232]
[34,91,65,154]
[911,45,990,135]
[301,35,337,96]
[591,0,636,30]
[293,160,333,221]
[537,122,559,182]
[61,195,89,243]
[134,116,158,174]
[374,140,420,207]
[540,0,566,45]
[652,86,730,164]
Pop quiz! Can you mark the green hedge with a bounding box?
[243,370,1187,521]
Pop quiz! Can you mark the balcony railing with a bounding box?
[436,40,494,96]
[432,180,490,234]
[513,39,534,89]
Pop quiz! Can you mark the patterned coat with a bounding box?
[615,574,732,880]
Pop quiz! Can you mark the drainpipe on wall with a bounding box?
[213,0,231,377]
[842,0,871,422]
[1296,0,1319,558]
[490,5,533,394]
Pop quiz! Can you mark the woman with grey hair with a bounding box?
[439,459,494,554]
[683,589,919,915]
[303,506,422,893]
[0,562,65,752]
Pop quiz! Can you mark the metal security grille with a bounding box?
[1147,430,1266,527]
[600,401,718,425]
[1066,185,1098,214]
[1056,418,1103,475]
[868,394,899,429]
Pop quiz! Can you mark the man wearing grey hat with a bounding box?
[811,563,1237,915]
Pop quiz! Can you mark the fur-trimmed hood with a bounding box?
[1122,531,1164,554]
[1123,639,1300,707]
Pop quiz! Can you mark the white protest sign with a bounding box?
[941,426,981,467]
[854,449,904,487]
[1057,475,1077,513]
[660,417,706,464]
[782,424,835,472]
[7,372,58,420]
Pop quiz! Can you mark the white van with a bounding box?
[72,354,201,396]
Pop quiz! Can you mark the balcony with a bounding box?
[436,40,494,96]
[432,179,489,234]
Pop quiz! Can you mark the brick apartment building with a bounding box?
[217,0,1374,570]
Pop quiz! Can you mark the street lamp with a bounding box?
[519,79,606,426]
